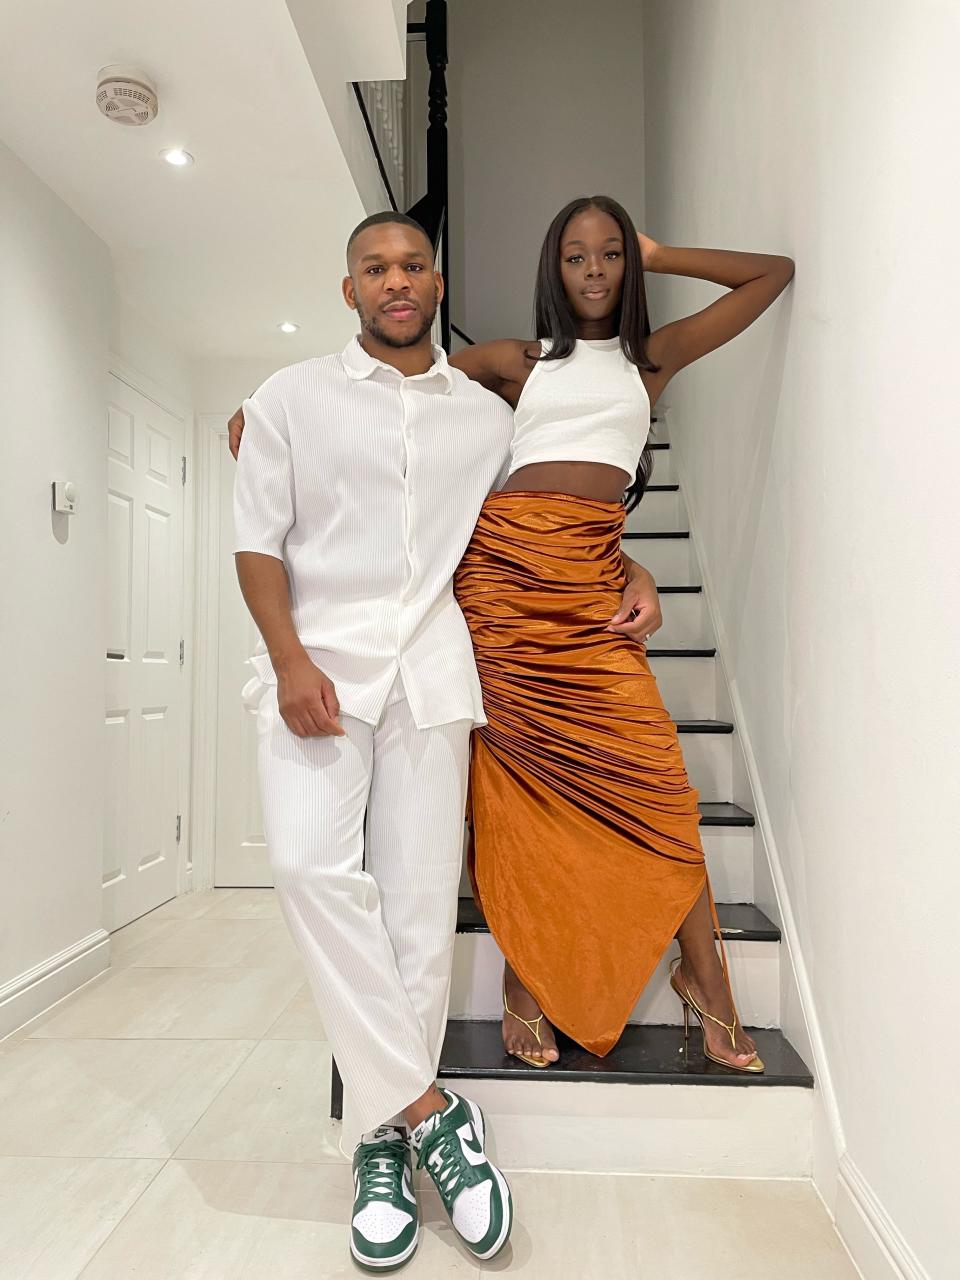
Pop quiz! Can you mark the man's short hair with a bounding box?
[346,211,434,260]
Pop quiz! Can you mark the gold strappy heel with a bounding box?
[669,958,764,1074]
[502,979,553,1068]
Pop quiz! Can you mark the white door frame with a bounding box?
[189,413,232,892]
[106,354,196,900]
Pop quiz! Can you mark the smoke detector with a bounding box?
[96,65,158,126]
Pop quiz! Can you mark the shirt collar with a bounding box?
[341,334,454,393]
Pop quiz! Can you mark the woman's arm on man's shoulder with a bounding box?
[449,338,535,399]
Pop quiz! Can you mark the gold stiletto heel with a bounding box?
[670,958,764,1074]
[503,979,553,1069]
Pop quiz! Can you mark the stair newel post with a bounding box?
[424,0,450,352]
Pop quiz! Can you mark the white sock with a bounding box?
[410,1091,454,1149]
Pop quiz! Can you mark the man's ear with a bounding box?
[342,273,358,311]
[434,271,445,306]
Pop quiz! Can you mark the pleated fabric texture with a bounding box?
[454,491,708,1055]
[254,678,471,1150]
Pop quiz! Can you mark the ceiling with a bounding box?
[0,0,406,362]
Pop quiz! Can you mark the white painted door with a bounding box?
[213,430,271,886]
[104,376,186,930]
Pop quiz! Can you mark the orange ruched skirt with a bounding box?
[454,491,708,1055]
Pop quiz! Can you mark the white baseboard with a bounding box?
[835,1156,931,1280]
[0,929,111,1039]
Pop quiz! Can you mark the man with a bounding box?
[234,211,515,1271]
[233,211,663,1270]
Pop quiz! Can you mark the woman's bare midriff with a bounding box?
[499,461,631,503]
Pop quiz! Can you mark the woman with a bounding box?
[448,196,794,1071]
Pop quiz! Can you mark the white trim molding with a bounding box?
[188,413,231,892]
[835,1156,931,1280]
[0,930,110,1039]
[108,353,189,423]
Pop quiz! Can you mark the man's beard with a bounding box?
[356,294,438,348]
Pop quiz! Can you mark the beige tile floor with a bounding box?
[0,889,861,1280]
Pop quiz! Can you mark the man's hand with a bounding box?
[276,654,345,738]
[608,563,662,645]
[228,406,246,460]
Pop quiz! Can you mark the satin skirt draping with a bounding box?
[454,490,708,1055]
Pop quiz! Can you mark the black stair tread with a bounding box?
[646,647,716,658]
[713,902,780,940]
[456,898,778,942]
[677,719,733,733]
[698,802,756,827]
[439,1020,812,1088]
[658,585,702,594]
[622,530,690,540]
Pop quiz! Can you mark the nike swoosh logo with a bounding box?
[457,1122,486,1167]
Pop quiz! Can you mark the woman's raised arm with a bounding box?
[641,235,795,397]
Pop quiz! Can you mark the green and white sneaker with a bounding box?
[350,1126,419,1271]
[411,1089,513,1261]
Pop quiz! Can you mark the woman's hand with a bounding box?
[637,232,662,271]
[228,406,246,459]
[608,561,662,645]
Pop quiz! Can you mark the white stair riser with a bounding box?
[435,1078,811,1176]
[702,825,756,901]
[656,593,709,648]
[450,937,780,1027]
[621,536,692,584]
[647,448,676,484]
[647,655,716,720]
[624,489,684,532]
[680,730,732,798]
[459,825,755,904]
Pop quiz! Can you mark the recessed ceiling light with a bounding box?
[278,322,300,334]
[161,148,194,167]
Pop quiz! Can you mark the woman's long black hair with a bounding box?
[532,195,657,511]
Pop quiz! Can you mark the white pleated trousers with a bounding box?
[254,678,471,1151]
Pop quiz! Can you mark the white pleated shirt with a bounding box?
[233,336,514,728]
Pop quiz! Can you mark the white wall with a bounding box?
[0,143,113,1031]
[285,0,409,215]
[447,0,645,342]
[110,297,193,414]
[643,4,958,1276]
[191,358,302,419]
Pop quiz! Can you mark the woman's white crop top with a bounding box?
[507,336,650,479]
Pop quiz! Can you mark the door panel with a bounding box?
[103,378,185,930]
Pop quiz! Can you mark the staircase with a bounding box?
[433,422,814,1177]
